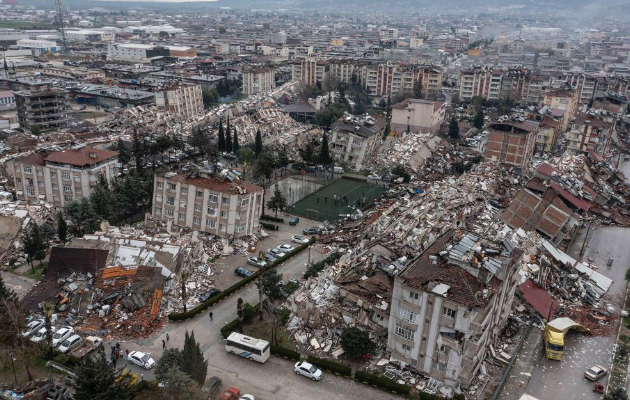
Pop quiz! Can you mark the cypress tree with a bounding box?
[233,127,240,153]
[181,331,208,386]
[318,133,332,165]
[57,211,67,243]
[254,129,263,157]
[225,117,232,153]
[217,120,225,152]
[449,116,460,139]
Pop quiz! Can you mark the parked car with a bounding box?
[584,365,608,381]
[277,244,295,252]
[367,174,382,181]
[22,319,44,337]
[128,351,156,369]
[303,227,320,235]
[58,334,82,353]
[268,248,286,258]
[264,253,278,263]
[291,235,310,244]
[219,387,241,400]
[294,361,323,381]
[31,326,55,343]
[235,267,254,277]
[289,217,299,226]
[247,257,266,268]
[239,395,255,400]
[52,327,74,348]
[199,288,221,303]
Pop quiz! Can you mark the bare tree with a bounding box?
[2,297,32,381]
[43,302,54,360]
[237,298,244,333]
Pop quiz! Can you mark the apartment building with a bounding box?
[155,84,204,118]
[535,116,561,152]
[291,59,329,86]
[390,98,446,134]
[15,85,70,133]
[485,120,539,168]
[151,171,263,238]
[543,89,579,131]
[387,230,521,387]
[566,114,611,154]
[8,148,119,207]
[329,117,382,170]
[242,67,275,95]
[41,67,105,81]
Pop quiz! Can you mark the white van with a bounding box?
[333,166,344,174]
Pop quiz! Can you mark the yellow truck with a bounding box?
[544,317,586,360]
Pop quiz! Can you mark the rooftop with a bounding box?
[44,148,118,167]
[161,172,263,195]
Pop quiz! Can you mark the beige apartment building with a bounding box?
[566,114,611,154]
[387,231,521,387]
[151,172,264,238]
[543,89,578,131]
[329,118,382,171]
[155,84,204,118]
[390,98,446,134]
[242,67,275,95]
[9,148,119,207]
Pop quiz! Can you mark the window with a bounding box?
[206,220,216,228]
[24,166,32,173]
[169,183,177,190]
[76,188,82,195]
[156,195,162,202]
[408,291,419,300]
[165,209,174,217]
[398,308,417,324]
[37,169,43,176]
[194,217,201,225]
[73,175,80,182]
[166,197,175,206]
[16,177,22,184]
[395,324,415,341]
[62,172,70,180]
[402,343,412,352]
[181,188,188,195]
[26,178,33,186]
[179,213,185,221]
[222,198,230,205]
[443,307,456,319]
[180,201,186,208]
[26,189,35,197]
[236,225,245,233]
[437,362,446,372]
[220,211,228,218]
[241,198,249,207]
[207,207,217,216]
[155,207,161,215]
[219,224,226,232]
[439,344,449,354]
[64,195,73,202]
[63,185,72,192]
[51,172,57,179]
[195,204,202,212]
[196,191,202,198]
[157,181,164,189]
[208,194,219,203]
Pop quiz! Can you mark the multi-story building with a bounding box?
[65,29,115,43]
[8,148,119,207]
[543,89,578,131]
[15,85,70,133]
[485,120,539,168]
[390,98,446,134]
[151,171,264,238]
[107,43,170,63]
[387,230,521,387]
[291,59,329,86]
[242,67,275,95]
[535,116,561,152]
[566,114,611,154]
[329,117,382,170]
[155,84,204,118]
[16,39,61,54]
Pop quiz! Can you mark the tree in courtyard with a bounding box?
[90,175,117,223]
[160,365,198,398]
[449,116,460,139]
[255,129,263,157]
[155,348,184,384]
[318,133,332,165]
[43,301,55,360]
[253,151,275,180]
[57,211,67,243]
[277,149,290,168]
[261,268,283,300]
[340,327,376,359]
[232,127,240,154]
[181,331,207,386]
[131,130,145,171]
[605,388,629,400]
[383,123,391,140]
[473,109,485,130]
[116,138,131,166]
[65,199,101,234]
[225,117,232,153]
[378,98,387,109]
[74,353,133,400]
[23,224,48,272]
[267,185,287,218]
[217,119,226,152]
[260,269,284,345]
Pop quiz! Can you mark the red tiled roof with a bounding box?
[519,278,559,319]
[588,150,604,163]
[14,152,47,166]
[550,182,592,211]
[536,163,561,178]
[44,148,118,167]
[165,173,263,195]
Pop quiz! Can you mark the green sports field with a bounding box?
[288,178,386,222]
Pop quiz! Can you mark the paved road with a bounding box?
[1,271,35,299]
[112,244,392,400]
[524,226,630,400]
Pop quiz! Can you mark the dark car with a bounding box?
[235,267,253,277]
[303,227,320,235]
[199,288,221,303]
[289,217,300,226]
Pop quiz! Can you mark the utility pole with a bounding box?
[55,0,68,51]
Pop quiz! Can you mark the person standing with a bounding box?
[162,339,166,349]
[209,311,213,321]
[166,333,170,343]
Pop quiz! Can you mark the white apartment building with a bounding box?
[387,231,521,388]
[329,118,382,171]
[242,67,275,95]
[155,84,204,118]
[151,172,264,239]
[391,98,446,134]
[8,148,119,207]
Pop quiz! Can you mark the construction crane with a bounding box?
[55,0,67,51]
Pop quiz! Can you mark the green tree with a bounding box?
[413,80,423,99]
[261,268,283,299]
[181,331,208,386]
[277,149,289,168]
[189,128,207,159]
[232,127,240,153]
[155,348,183,384]
[116,138,131,166]
[340,327,376,359]
[74,353,133,400]
[239,147,255,168]
[473,109,484,130]
[57,211,68,243]
[267,185,287,217]
[318,133,332,165]
[160,365,198,398]
[217,120,226,152]
[23,224,48,271]
[383,123,391,140]
[605,388,629,400]
[303,144,314,163]
[132,130,145,171]
[378,98,386,109]
[254,129,263,157]
[90,175,117,222]
[225,117,232,153]
[449,116,460,139]
[42,301,55,360]
[65,198,101,234]
[253,151,275,179]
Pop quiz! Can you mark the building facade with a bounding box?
[542,89,578,131]
[242,67,275,95]
[151,172,263,238]
[155,84,204,118]
[8,148,119,207]
[485,121,539,168]
[15,86,70,133]
[329,118,382,170]
[391,98,446,134]
[566,114,611,154]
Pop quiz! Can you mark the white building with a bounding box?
[155,84,204,118]
[390,98,446,134]
[242,67,275,95]
[16,39,61,54]
[66,29,115,43]
[107,43,167,62]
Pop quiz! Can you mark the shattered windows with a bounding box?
[166,196,175,206]
[395,323,416,341]
[398,307,418,324]
[165,209,174,217]
[63,185,72,192]
[155,207,161,215]
[207,207,217,216]
[208,194,219,203]
[443,307,456,319]
[62,172,70,180]
[206,220,216,228]
[195,204,202,212]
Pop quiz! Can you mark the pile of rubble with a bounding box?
[373,133,444,173]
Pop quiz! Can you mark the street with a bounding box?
[523,226,630,399]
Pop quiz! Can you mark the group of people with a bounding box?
[110,342,128,367]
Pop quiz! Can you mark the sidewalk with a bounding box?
[496,325,543,400]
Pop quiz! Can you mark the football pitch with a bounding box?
[288,178,386,222]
